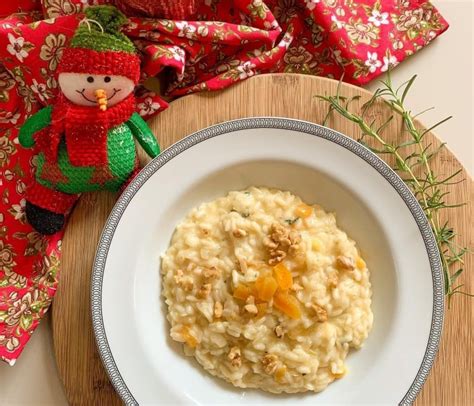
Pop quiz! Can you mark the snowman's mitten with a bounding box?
[127,112,160,158]
[18,106,52,148]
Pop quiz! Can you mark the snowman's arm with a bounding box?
[19,105,52,148]
[127,112,161,158]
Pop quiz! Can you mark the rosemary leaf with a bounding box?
[317,72,471,303]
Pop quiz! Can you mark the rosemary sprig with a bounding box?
[317,74,471,306]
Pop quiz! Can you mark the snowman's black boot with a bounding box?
[25,201,65,235]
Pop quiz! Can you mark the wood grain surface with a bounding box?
[51,74,473,405]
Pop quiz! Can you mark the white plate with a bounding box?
[91,118,444,405]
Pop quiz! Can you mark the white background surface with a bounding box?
[0,1,472,404]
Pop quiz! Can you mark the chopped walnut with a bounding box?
[274,325,286,338]
[262,354,279,374]
[264,223,301,265]
[174,269,194,291]
[336,255,355,270]
[288,231,302,255]
[228,346,241,367]
[312,303,328,322]
[327,273,339,288]
[271,250,287,265]
[203,267,220,280]
[197,283,212,299]
[232,228,247,238]
[182,280,194,292]
[214,301,223,318]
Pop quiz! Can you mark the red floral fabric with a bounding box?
[0,0,448,364]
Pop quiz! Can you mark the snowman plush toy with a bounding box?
[19,5,160,235]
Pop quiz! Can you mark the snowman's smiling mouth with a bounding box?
[76,88,121,104]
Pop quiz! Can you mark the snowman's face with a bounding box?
[58,73,134,107]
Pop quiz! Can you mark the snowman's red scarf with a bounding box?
[44,93,136,166]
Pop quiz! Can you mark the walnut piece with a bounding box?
[228,346,241,367]
[262,354,279,374]
[336,255,355,270]
[214,301,223,318]
[182,280,194,292]
[312,303,328,322]
[264,223,301,265]
[197,283,212,299]
[274,325,286,338]
[232,228,247,238]
[174,269,194,291]
[203,267,220,280]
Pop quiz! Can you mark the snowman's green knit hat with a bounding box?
[71,6,135,53]
[57,5,140,83]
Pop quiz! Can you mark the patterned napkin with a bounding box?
[0,0,448,365]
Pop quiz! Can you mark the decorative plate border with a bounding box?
[91,117,444,406]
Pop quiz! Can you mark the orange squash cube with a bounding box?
[356,256,366,270]
[233,284,251,301]
[254,275,265,292]
[181,326,198,348]
[273,263,293,290]
[256,276,278,301]
[273,291,302,319]
[256,303,268,318]
[275,366,287,382]
[295,203,313,218]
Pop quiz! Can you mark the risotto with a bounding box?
[161,187,373,393]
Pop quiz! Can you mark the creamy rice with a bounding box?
[161,187,373,393]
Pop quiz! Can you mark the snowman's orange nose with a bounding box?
[95,89,107,111]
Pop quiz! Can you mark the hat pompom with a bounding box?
[85,5,127,34]
[70,5,135,54]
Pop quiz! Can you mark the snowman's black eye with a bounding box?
[104,76,111,83]
[87,76,94,83]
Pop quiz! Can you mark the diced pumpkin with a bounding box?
[256,303,268,318]
[233,284,251,301]
[311,238,322,251]
[275,366,287,382]
[273,263,293,290]
[356,256,366,270]
[181,326,198,348]
[295,203,313,218]
[273,291,302,319]
[256,276,278,301]
[254,275,266,292]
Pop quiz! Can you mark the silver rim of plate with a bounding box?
[91,117,444,406]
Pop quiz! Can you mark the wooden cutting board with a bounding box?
[51,74,473,405]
